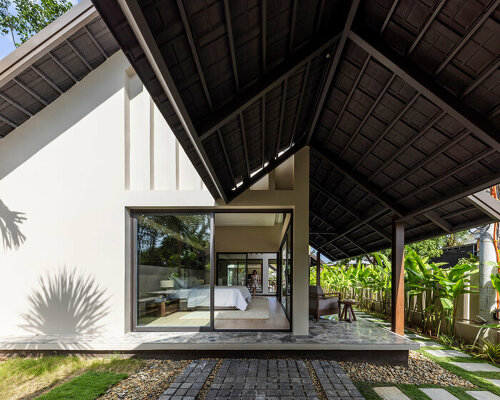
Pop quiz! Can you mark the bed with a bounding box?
[186,285,251,311]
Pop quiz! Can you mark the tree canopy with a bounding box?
[0,0,72,46]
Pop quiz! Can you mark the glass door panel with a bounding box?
[247,260,263,293]
[136,213,211,329]
[217,253,247,287]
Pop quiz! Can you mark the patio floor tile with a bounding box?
[373,386,410,400]
[451,363,500,372]
[465,391,500,400]
[425,350,471,358]
[419,388,459,399]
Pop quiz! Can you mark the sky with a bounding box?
[0,0,79,60]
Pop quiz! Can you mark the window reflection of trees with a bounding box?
[137,214,211,273]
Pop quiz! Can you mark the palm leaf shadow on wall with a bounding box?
[0,199,26,250]
[20,267,110,335]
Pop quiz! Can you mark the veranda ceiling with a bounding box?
[92,0,499,260]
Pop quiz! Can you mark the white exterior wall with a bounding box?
[0,51,310,337]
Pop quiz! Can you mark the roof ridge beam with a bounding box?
[348,28,500,152]
[468,189,500,221]
[311,179,391,240]
[305,0,360,145]
[310,139,407,217]
[118,0,228,202]
[198,30,342,141]
[401,171,500,219]
[424,210,453,233]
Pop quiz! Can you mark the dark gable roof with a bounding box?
[46,0,500,260]
[0,0,119,138]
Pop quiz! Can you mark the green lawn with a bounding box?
[354,308,500,399]
[35,371,127,400]
[0,355,142,400]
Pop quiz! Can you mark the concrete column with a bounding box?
[292,147,309,336]
[391,219,405,335]
[479,224,497,323]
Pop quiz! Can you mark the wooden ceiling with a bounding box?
[92,0,500,260]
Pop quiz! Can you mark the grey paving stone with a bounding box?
[403,333,421,339]
[425,349,471,358]
[486,379,500,387]
[419,388,459,399]
[451,362,500,372]
[413,340,443,348]
[160,360,216,399]
[466,391,500,400]
[373,386,411,400]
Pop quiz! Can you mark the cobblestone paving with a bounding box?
[158,360,217,400]
[205,359,319,399]
[311,360,365,400]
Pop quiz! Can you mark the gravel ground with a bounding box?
[197,359,223,400]
[339,351,475,387]
[98,359,190,400]
[305,360,327,400]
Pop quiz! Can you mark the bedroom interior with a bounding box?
[135,211,292,331]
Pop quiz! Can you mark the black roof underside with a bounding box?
[92,0,500,261]
[0,17,119,138]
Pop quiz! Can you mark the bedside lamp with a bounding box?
[160,280,174,300]
[160,280,174,289]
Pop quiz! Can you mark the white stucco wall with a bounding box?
[0,51,310,337]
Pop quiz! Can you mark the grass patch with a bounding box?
[355,381,483,400]
[419,350,500,396]
[35,371,127,400]
[0,355,143,400]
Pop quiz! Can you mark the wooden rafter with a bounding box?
[349,28,500,152]
[305,0,360,145]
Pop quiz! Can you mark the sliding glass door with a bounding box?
[135,212,212,330]
[133,210,292,331]
[279,224,292,320]
[217,253,246,286]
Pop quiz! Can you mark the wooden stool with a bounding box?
[340,299,358,322]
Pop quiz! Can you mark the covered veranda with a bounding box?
[91,0,500,338]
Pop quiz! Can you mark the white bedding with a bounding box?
[186,285,251,311]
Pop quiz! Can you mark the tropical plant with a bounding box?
[0,0,72,46]
[311,250,480,337]
[477,339,500,364]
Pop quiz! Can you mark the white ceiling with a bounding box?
[215,213,283,227]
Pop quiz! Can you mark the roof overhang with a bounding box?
[91,0,500,260]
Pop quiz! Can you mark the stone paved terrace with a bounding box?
[0,319,418,352]
[158,359,366,399]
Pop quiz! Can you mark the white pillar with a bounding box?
[479,224,497,323]
[292,147,309,336]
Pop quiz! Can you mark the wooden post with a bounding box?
[316,251,321,287]
[391,219,405,335]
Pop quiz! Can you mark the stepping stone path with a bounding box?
[425,349,471,358]
[405,333,424,339]
[412,340,442,348]
[450,362,500,372]
[373,386,410,400]
[159,360,217,400]
[205,359,320,399]
[486,379,500,387]
[311,361,364,399]
[466,392,500,400]
[419,388,458,399]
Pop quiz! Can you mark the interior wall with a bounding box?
[214,225,281,253]
[218,147,310,335]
